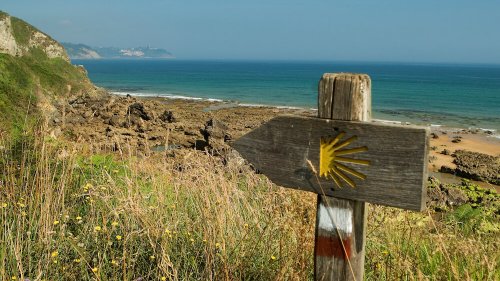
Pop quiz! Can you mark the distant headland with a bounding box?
[62,42,175,60]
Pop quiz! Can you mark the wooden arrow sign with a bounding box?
[232,115,429,211]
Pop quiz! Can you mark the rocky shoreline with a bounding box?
[47,92,500,188]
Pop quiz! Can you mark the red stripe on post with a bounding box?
[315,235,352,259]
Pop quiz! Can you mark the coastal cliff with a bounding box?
[62,42,174,59]
[0,11,69,61]
[0,11,99,135]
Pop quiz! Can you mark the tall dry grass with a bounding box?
[1,130,498,280]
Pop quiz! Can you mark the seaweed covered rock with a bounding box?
[452,150,499,185]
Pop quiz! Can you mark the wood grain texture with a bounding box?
[315,198,366,281]
[315,73,370,281]
[231,115,430,211]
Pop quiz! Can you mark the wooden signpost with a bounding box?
[232,73,429,280]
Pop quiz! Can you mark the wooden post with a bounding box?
[232,72,428,280]
[315,73,371,280]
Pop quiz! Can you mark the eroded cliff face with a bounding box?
[0,11,69,61]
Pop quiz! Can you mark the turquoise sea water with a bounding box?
[74,60,500,130]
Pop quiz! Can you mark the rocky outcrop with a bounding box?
[0,14,21,56]
[453,150,499,185]
[0,11,69,61]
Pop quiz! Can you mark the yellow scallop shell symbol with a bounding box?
[319,132,370,188]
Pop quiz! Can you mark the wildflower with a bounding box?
[91,267,98,273]
[94,226,102,232]
[215,243,221,248]
[165,229,171,235]
[1,202,7,208]
[111,260,118,266]
[190,238,194,243]
[116,235,122,240]
[271,255,276,261]
[17,202,26,208]
[51,251,59,258]
[11,276,17,280]
[202,239,207,243]
[74,258,81,263]
[76,216,82,221]
[382,250,389,255]
[244,223,249,228]
[111,221,119,227]
[53,260,58,264]
[53,220,60,225]
[161,277,167,281]
[83,183,92,191]
[150,255,155,260]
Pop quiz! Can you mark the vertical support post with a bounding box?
[315,73,371,281]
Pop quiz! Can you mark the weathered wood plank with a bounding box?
[316,73,370,281]
[231,115,429,211]
[315,197,366,280]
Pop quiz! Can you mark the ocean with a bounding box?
[73,59,500,131]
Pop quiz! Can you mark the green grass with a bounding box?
[0,11,92,137]
[1,129,498,280]
[0,51,90,137]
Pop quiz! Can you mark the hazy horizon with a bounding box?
[2,1,500,64]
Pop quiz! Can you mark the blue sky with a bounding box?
[2,0,500,63]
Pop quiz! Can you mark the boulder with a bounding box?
[200,118,231,149]
[159,110,176,123]
[127,103,150,120]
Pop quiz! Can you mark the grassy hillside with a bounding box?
[0,12,94,136]
[0,52,90,133]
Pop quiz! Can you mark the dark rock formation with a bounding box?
[127,103,150,121]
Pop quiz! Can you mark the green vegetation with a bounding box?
[0,51,89,136]
[1,129,498,280]
[10,16,33,46]
[0,11,92,136]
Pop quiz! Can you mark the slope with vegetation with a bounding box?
[0,11,98,137]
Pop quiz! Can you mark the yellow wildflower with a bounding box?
[116,235,122,240]
[51,251,59,258]
[76,216,82,221]
[83,183,92,191]
[17,202,26,208]
[190,238,194,243]
[244,223,249,228]
[165,229,171,235]
[94,226,102,232]
[111,260,118,266]
[111,221,119,227]
[12,276,17,280]
[215,243,221,248]
[161,277,167,281]
[1,202,7,208]
[53,220,60,225]
[92,267,98,273]
[271,255,276,261]
[150,255,155,260]
[74,258,81,263]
